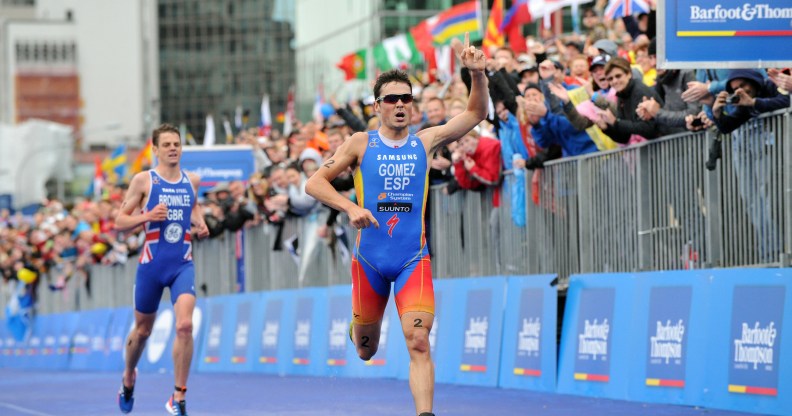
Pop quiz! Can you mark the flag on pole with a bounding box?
[604,0,650,19]
[283,86,295,137]
[259,94,272,137]
[312,80,325,125]
[337,49,367,80]
[429,1,483,45]
[101,144,127,184]
[85,156,104,199]
[203,114,216,147]
[222,117,234,144]
[234,105,243,130]
[373,34,422,71]
[131,140,153,174]
[483,0,505,55]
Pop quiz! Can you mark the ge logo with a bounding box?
[164,223,183,243]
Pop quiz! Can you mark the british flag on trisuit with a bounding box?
[604,0,650,19]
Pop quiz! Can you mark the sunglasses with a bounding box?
[376,94,414,104]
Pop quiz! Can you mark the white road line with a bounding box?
[0,402,57,416]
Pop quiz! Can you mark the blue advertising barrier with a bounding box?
[659,0,792,68]
[0,319,8,367]
[181,146,256,196]
[499,275,557,392]
[699,268,791,416]
[434,277,507,387]
[54,312,79,370]
[69,308,113,371]
[24,314,54,369]
[197,293,263,373]
[283,288,328,376]
[627,271,710,406]
[557,273,637,399]
[251,290,292,375]
[558,269,792,416]
[102,308,133,371]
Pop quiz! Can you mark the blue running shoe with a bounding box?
[165,395,188,416]
[117,379,134,414]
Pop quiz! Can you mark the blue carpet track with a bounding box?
[0,369,764,416]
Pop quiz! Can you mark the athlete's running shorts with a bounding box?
[134,262,196,314]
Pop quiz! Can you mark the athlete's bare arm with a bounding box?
[419,33,488,153]
[115,172,166,231]
[305,133,379,229]
[187,172,209,239]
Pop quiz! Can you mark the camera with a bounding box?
[691,118,704,127]
[726,93,740,104]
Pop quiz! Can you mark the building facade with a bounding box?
[158,0,296,140]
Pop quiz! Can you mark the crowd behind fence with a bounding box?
[2,108,789,316]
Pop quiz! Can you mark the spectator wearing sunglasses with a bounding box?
[595,57,663,144]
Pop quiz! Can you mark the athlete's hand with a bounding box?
[147,203,168,222]
[346,205,379,230]
[192,221,209,239]
[452,32,485,72]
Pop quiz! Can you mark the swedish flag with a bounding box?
[101,144,127,184]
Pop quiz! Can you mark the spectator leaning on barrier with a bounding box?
[520,83,598,158]
[451,128,502,191]
[596,57,663,145]
[712,69,791,134]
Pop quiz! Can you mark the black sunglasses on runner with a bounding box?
[376,94,414,104]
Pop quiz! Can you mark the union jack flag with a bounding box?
[140,220,159,264]
[184,230,192,261]
[604,0,650,19]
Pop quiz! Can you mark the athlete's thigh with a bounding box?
[169,263,196,306]
[134,265,167,314]
[351,257,390,325]
[393,254,434,318]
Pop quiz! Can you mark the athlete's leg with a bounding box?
[172,293,195,401]
[394,254,435,415]
[351,257,389,360]
[401,311,434,415]
[169,264,197,401]
[124,268,165,388]
[123,310,156,388]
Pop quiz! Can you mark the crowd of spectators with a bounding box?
[4,2,791,310]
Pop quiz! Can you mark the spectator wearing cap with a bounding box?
[595,57,663,144]
[520,83,598,157]
[518,61,539,93]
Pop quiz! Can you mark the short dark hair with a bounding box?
[373,70,412,99]
[152,123,180,146]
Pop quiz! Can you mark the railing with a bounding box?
[2,109,789,317]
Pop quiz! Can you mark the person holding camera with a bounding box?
[711,69,789,263]
[711,69,790,134]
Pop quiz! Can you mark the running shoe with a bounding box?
[117,374,135,413]
[165,395,188,416]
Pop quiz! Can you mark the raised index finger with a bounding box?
[464,32,470,49]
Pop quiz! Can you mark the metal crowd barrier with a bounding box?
[8,109,789,316]
[427,108,791,285]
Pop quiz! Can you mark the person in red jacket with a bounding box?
[452,129,502,190]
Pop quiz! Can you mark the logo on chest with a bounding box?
[164,223,183,243]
